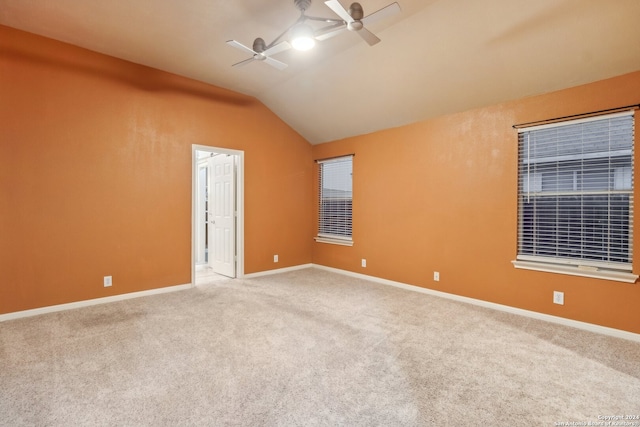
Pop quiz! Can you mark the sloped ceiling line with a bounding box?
[1,0,639,144]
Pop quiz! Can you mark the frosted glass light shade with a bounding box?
[290,23,316,51]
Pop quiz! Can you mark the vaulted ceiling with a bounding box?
[1,0,640,144]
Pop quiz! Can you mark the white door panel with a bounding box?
[210,154,236,277]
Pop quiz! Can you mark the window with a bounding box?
[513,111,637,282]
[315,155,353,246]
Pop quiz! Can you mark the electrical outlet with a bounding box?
[361,259,366,268]
[274,255,278,263]
[104,276,112,287]
[434,271,440,281]
[553,291,564,305]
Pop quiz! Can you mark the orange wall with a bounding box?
[312,71,640,334]
[0,25,314,314]
[2,25,639,335]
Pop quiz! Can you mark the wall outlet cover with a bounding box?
[553,291,564,305]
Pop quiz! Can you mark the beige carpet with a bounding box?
[1,268,639,426]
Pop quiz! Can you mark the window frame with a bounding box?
[512,110,638,283]
[314,155,354,246]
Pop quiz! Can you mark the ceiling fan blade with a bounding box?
[231,57,255,68]
[362,2,401,26]
[324,0,353,23]
[315,22,347,40]
[264,57,288,70]
[357,27,381,46]
[226,40,257,56]
[263,41,291,57]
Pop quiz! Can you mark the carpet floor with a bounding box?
[1,268,639,426]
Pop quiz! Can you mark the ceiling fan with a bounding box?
[226,38,292,70]
[226,0,401,70]
[320,0,401,46]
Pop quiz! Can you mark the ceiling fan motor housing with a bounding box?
[252,38,267,52]
[252,37,268,59]
[349,2,364,19]
[348,2,364,30]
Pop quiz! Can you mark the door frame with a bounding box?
[191,144,244,284]
[195,157,209,266]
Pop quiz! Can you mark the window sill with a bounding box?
[314,237,353,247]
[512,260,638,283]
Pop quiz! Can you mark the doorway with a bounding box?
[192,145,244,285]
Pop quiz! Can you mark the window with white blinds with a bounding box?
[516,111,635,273]
[316,155,353,245]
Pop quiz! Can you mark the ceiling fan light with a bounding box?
[290,23,316,51]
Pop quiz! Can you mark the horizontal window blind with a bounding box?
[517,111,634,270]
[318,156,353,240]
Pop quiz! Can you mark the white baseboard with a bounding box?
[311,264,640,343]
[0,263,311,321]
[4,263,639,343]
[242,263,314,279]
[0,283,193,322]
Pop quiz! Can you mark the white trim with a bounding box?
[512,260,638,283]
[4,264,639,343]
[191,145,245,281]
[0,283,191,322]
[517,110,634,133]
[242,264,314,279]
[310,264,640,343]
[515,254,632,273]
[314,237,354,246]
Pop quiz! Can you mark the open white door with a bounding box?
[192,145,243,285]
[209,154,236,278]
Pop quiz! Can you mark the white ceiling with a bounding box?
[1,0,640,144]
